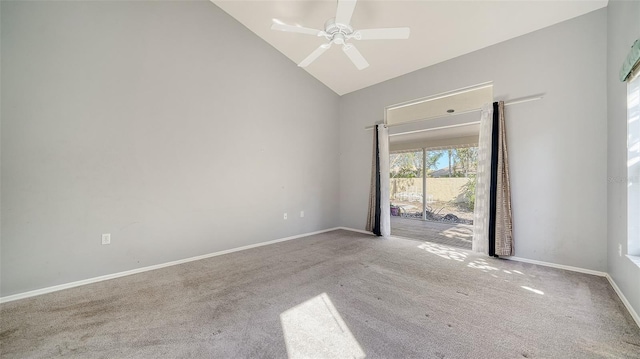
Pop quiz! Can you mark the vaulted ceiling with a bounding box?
[213,0,607,95]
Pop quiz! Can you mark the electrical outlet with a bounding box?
[618,244,622,257]
[300,211,304,218]
[284,213,287,220]
[102,233,111,245]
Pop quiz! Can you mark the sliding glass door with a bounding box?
[390,146,478,225]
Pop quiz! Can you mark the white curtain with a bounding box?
[378,125,391,237]
[472,104,493,253]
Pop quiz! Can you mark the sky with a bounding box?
[435,156,449,170]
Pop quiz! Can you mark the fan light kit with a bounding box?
[271,0,410,70]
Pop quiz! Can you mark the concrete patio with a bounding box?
[390,216,473,249]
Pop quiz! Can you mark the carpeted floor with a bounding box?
[1,230,639,358]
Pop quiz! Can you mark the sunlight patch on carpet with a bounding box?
[521,286,544,295]
[280,293,366,359]
[418,242,468,261]
[467,259,499,272]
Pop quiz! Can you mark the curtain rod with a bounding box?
[365,95,544,131]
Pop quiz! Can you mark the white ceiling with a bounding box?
[212,0,607,96]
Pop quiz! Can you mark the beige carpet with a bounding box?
[1,230,639,358]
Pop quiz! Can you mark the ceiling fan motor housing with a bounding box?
[324,18,354,44]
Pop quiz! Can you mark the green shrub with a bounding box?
[460,175,476,210]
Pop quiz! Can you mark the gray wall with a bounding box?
[339,9,608,271]
[2,0,632,306]
[1,1,340,297]
[607,0,640,320]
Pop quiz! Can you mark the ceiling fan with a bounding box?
[270,0,410,70]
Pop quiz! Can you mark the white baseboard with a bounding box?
[5,227,637,331]
[605,274,640,329]
[504,256,638,329]
[504,256,607,277]
[0,227,341,304]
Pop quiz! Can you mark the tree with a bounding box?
[424,150,445,177]
[390,151,423,178]
[426,151,443,172]
[390,151,444,178]
[452,148,478,177]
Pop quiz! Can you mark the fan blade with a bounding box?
[299,44,331,67]
[271,22,324,36]
[355,27,411,40]
[335,0,357,25]
[342,44,369,70]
